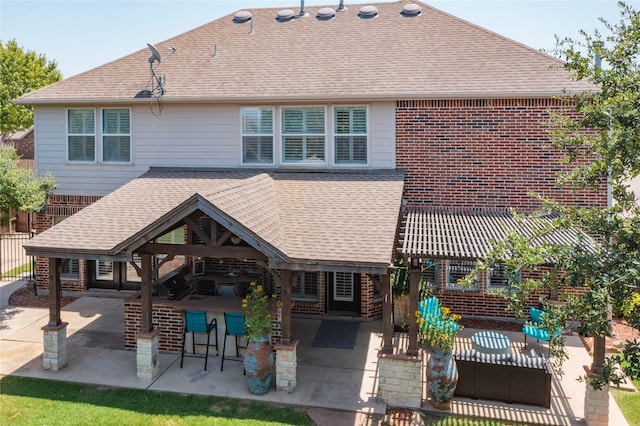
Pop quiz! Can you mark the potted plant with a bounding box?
[417,298,463,410]
[242,282,275,395]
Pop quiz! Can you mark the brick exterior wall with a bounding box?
[124,299,184,353]
[396,99,606,212]
[34,194,101,293]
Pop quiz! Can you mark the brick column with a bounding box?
[377,349,423,408]
[274,339,298,393]
[136,330,160,380]
[585,381,609,426]
[42,322,68,371]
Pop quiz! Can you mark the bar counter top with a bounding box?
[172,294,243,313]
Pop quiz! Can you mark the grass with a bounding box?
[611,375,640,426]
[0,376,314,425]
[1,261,32,278]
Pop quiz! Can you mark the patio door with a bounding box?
[327,272,361,314]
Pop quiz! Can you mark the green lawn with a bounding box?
[1,261,32,278]
[611,376,640,426]
[0,376,313,425]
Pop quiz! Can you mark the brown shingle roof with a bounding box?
[15,0,593,104]
[400,207,595,260]
[25,168,405,270]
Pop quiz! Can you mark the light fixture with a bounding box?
[231,236,242,245]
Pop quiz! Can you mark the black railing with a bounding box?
[0,232,35,280]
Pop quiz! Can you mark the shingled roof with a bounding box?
[24,168,405,272]
[15,0,593,105]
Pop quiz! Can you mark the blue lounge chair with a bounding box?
[523,307,560,357]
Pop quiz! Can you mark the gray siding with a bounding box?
[34,102,396,196]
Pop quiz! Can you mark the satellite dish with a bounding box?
[147,43,161,64]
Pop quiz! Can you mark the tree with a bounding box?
[0,145,56,226]
[0,39,62,139]
[469,1,640,389]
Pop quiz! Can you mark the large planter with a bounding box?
[244,336,275,395]
[427,348,459,410]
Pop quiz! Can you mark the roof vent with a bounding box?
[358,5,378,19]
[401,4,421,17]
[232,10,252,23]
[276,9,295,22]
[317,7,335,20]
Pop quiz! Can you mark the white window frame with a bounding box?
[333,272,354,302]
[102,108,131,164]
[446,260,478,290]
[281,106,327,165]
[67,108,96,163]
[333,106,368,165]
[292,272,319,301]
[96,260,114,281]
[241,106,274,165]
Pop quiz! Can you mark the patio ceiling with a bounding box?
[399,207,596,261]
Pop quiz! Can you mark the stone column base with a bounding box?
[274,339,299,393]
[136,330,160,380]
[377,348,423,408]
[584,373,609,426]
[42,322,68,371]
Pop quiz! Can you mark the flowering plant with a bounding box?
[417,303,462,353]
[242,282,273,340]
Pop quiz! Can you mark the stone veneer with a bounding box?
[377,349,423,408]
[136,330,160,379]
[584,381,610,426]
[42,322,68,371]
[274,339,299,393]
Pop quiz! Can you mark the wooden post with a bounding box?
[591,335,606,374]
[408,263,420,356]
[280,269,292,344]
[381,273,394,352]
[47,257,62,327]
[140,254,153,333]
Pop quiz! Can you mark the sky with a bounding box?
[0,0,625,79]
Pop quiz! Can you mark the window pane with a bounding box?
[335,136,367,163]
[283,109,304,133]
[103,109,130,134]
[68,136,95,161]
[447,260,478,288]
[335,107,366,134]
[243,136,273,163]
[242,107,273,134]
[305,108,325,133]
[68,109,94,134]
[103,136,131,162]
[282,107,324,133]
[334,272,354,301]
[488,263,519,288]
[306,137,325,160]
[96,260,113,280]
[293,272,318,299]
[283,137,303,161]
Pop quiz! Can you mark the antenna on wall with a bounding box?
[144,43,175,116]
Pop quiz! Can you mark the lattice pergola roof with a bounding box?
[399,207,595,261]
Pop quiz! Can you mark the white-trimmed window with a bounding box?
[96,260,114,281]
[334,106,367,164]
[446,260,478,289]
[487,263,520,289]
[282,107,325,163]
[67,108,96,162]
[292,272,318,300]
[242,107,274,164]
[102,109,131,163]
[333,272,354,302]
[421,259,438,288]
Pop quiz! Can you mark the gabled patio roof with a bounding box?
[399,207,596,261]
[25,168,405,273]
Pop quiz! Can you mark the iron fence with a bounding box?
[0,232,35,280]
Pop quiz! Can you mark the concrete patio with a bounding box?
[0,286,631,425]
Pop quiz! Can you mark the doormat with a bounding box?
[311,320,360,349]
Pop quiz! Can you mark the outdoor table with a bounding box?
[471,330,512,355]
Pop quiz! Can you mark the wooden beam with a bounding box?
[408,265,421,356]
[137,243,266,261]
[184,216,210,245]
[279,269,293,344]
[378,273,394,351]
[140,254,154,333]
[47,257,62,327]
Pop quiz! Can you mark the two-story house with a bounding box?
[17,1,602,390]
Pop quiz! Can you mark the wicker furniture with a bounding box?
[453,349,552,408]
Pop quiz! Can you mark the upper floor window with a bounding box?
[242,107,273,164]
[334,106,367,164]
[102,109,131,163]
[67,108,96,162]
[282,107,325,163]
